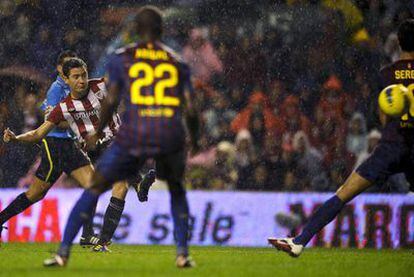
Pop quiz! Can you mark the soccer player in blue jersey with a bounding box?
[0,50,100,246]
[44,6,199,268]
[268,19,414,257]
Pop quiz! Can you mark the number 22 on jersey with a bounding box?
[129,62,180,106]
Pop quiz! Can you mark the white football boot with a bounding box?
[267,237,304,257]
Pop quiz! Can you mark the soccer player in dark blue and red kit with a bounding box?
[44,6,199,268]
[268,19,414,257]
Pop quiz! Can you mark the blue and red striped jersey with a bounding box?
[106,41,193,156]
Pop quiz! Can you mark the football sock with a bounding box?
[81,206,96,238]
[100,197,125,243]
[0,193,33,225]
[293,195,344,246]
[170,187,190,256]
[58,190,99,258]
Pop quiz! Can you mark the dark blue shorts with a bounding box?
[96,141,186,186]
[356,140,414,188]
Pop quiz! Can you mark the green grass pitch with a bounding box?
[0,243,411,276]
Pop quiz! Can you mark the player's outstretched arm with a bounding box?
[3,121,55,144]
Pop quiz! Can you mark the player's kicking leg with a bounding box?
[268,172,372,257]
[268,139,406,257]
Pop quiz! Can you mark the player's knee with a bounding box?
[25,189,47,202]
[89,172,112,194]
[111,182,128,199]
[336,172,372,203]
[25,182,50,202]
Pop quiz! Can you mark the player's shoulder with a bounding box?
[53,94,71,110]
[114,42,138,56]
[380,59,414,73]
[380,61,397,73]
[47,76,66,94]
[157,42,185,64]
[88,77,106,93]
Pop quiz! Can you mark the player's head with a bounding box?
[56,50,77,76]
[62,58,88,98]
[135,5,163,40]
[398,19,414,52]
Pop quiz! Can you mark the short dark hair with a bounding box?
[57,50,77,66]
[398,19,414,52]
[135,5,163,39]
[62,58,87,77]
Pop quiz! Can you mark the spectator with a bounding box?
[292,131,327,191]
[316,75,349,121]
[21,92,43,133]
[249,164,270,191]
[262,133,287,191]
[267,79,286,116]
[354,129,381,168]
[31,25,59,75]
[182,27,223,83]
[311,105,347,153]
[346,112,368,156]
[278,95,312,147]
[231,91,283,145]
[328,161,348,191]
[208,141,237,190]
[203,92,236,142]
[235,130,257,190]
[283,170,300,192]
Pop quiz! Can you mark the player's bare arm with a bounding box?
[3,121,56,144]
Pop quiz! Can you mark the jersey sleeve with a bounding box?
[105,54,126,90]
[44,83,65,110]
[46,104,65,125]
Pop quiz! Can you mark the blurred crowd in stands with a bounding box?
[0,0,412,192]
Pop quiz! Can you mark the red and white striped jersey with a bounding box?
[47,78,121,144]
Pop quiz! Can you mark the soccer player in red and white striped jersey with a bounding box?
[47,76,121,145]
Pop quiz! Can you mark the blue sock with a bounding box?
[58,190,99,257]
[293,195,344,246]
[170,188,189,256]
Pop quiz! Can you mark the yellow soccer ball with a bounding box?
[378,84,408,117]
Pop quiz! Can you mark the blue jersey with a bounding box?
[106,41,193,156]
[40,76,73,138]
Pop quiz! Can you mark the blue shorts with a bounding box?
[96,142,146,184]
[356,140,414,189]
[96,141,186,186]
